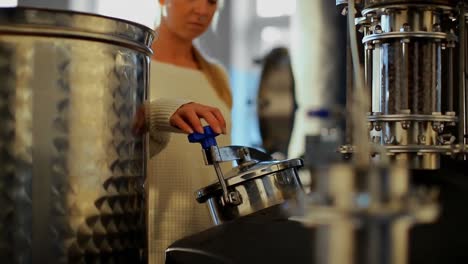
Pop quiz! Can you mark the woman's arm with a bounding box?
[132,98,227,136]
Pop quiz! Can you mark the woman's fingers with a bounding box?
[209,107,227,134]
[170,102,227,134]
[170,114,195,134]
[198,110,222,134]
[179,108,204,133]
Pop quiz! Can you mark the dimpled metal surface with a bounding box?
[0,8,153,263]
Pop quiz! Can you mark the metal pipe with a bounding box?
[401,40,410,111]
[448,45,454,111]
[459,3,467,149]
[436,43,442,112]
[412,42,420,113]
[348,0,371,167]
[432,43,438,112]
[213,161,231,204]
[346,33,354,145]
[366,43,374,112]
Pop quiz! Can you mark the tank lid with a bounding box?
[0,7,156,55]
[195,158,303,203]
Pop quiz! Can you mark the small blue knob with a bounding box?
[308,109,331,119]
[188,126,219,150]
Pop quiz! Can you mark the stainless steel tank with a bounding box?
[0,7,155,263]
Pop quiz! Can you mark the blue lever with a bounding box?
[188,126,219,150]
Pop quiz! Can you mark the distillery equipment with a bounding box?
[189,126,304,225]
[338,0,468,169]
[293,0,447,263]
[294,0,468,263]
[164,1,468,264]
[0,7,154,263]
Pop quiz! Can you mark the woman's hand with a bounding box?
[170,102,227,134]
[132,102,227,136]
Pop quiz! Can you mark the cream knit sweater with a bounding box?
[145,60,232,264]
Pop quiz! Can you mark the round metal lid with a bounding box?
[0,7,156,55]
[196,158,303,203]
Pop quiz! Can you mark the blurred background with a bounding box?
[12,0,346,160]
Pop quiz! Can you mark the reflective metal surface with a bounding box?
[358,3,459,169]
[196,158,304,225]
[0,7,154,263]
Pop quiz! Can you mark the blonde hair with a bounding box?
[193,47,232,108]
[154,0,224,31]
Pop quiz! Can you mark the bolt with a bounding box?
[401,23,410,32]
[374,25,383,34]
[401,38,410,44]
[228,191,242,205]
[438,135,456,145]
[418,135,426,144]
[375,123,382,131]
[238,147,251,162]
[401,121,411,130]
[385,135,396,145]
[432,122,444,133]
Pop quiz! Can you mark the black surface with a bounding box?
[166,205,314,264]
[167,159,468,264]
[409,159,468,264]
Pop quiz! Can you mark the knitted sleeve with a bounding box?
[145,98,191,157]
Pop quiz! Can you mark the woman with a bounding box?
[141,0,232,263]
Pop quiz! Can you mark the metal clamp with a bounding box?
[188,126,273,206]
[208,145,243,206]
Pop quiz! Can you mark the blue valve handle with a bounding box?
[307,108,331,119]
[188,126,219,150]
[187,126,242,205]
